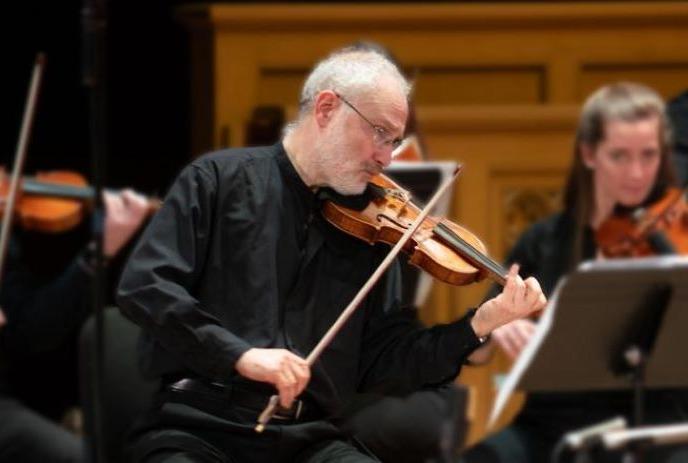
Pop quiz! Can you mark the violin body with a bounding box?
[0,169,88,233]
[596,187,688,257]
[0,168,160,234]
[322,174,505,286]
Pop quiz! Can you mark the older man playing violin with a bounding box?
[117,45,547,463]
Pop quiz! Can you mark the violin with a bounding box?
[596,186,688,257]
[322,173,508,287]
[0,168,160,234]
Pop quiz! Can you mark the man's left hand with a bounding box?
[471,264,546,338]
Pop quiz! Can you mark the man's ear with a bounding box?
[313,91,339,128]
[580,143,596,169]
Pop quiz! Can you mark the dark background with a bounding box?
[3,0,194,197]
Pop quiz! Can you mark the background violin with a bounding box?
[596,186,688,257]
[322,173,508,287]
[0,168,160,234]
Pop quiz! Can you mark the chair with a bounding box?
[79,307,158,463]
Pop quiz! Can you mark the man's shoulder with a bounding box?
[191,144,279,174]
[166,145,281,197]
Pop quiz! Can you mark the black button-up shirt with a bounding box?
[117,143,481,413]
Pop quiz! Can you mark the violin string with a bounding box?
[398,186,506,281]
[434,220,507,281]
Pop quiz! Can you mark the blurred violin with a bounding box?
[596,186,688,257]
[0,167,160,234]
[322,173,507,287]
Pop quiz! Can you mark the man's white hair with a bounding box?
[282,47,411,136]
[298,47,411,115]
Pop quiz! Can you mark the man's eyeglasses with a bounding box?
[335,92,404,150]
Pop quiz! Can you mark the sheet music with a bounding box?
[488,276,566,428]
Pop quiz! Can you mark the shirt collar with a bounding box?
[275,141,316,204]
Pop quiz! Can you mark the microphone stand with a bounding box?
[82,0,108,461]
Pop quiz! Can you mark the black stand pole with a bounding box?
[611,284,672,463]
[624,345,646,427]
[81,0,107,461]
[621,345,647,463]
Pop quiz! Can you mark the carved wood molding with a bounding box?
[417,105,581,133]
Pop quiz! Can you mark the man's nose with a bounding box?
[374,145,394,168]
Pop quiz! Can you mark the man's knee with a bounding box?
[127,430,229,463]
[295,439,379,463]
[142,449,221,463]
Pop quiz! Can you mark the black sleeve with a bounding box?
[0,241,93,355]
[116,163,252,382]
[357,262,482,395]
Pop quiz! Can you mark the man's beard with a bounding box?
[317,135,368,196]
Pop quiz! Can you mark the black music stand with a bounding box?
[489,256,688,462]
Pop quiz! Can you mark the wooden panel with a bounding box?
[258,65,545,107]
[257,69,307,107]
[492,174,563,259]
[414,66,545,105]
[179,2,688,150]
[581,64,688,101]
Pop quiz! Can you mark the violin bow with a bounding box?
[255,164,463,432]
[0,53,46,285]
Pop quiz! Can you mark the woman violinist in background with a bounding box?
[0,187,151,463]
[460,82,688,463]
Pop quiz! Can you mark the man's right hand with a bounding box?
[235,348,311,408]
[0,308,5,329]
[103,189,151,258]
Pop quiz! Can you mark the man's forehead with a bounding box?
[376,94,409,133]
[357,86,407,126]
